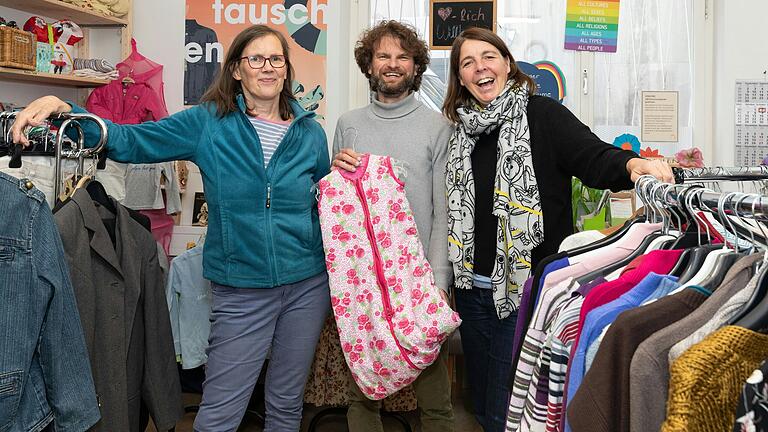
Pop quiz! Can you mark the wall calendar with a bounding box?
[735,80,768,166]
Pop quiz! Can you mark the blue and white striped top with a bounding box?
[248,116,290,166]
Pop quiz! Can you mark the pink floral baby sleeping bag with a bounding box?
[317,153,461,400]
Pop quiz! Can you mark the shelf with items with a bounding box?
[0,0,132,97]
[0,0,127,26]
[0,66,110,87]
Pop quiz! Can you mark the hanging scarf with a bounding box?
[446,80,543,319]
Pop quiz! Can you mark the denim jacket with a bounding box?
[0,172,100,432]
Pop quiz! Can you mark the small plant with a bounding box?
[571,177,607,230]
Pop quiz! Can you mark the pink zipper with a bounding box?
[353,179,419,371]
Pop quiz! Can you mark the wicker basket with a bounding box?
[0,27,36,71]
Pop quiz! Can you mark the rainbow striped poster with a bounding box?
[564,0,620,53]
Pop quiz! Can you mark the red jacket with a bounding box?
[86,81,168,125]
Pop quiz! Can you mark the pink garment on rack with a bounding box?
[116,38,168,114]
[570,249,684,353]
[86,39,168,124]
[559,248,683,428]
[86,82,167,125]
[140,208,175,257]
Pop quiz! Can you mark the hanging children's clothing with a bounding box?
[123,162,182,214]
[85,38,168,125]
[317,153,461,400]
[0,172,100,432]
[166,243,212,370]
[85,79,166,125]
[85,38,180,217]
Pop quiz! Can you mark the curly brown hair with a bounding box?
[354,20,430,93]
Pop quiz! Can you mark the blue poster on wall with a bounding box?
[517,61,566,103]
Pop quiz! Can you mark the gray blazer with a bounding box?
[54,189,182,432]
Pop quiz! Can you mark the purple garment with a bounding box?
[511,257,570,363]
[534,257,571,309]
[577,276,606,297]
[511,277,534,363]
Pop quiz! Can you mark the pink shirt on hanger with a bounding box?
[540,223,662,293]
[570,248,683,355]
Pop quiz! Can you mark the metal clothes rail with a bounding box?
[0,111,108,197]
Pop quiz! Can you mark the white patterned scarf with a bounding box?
[446,80,544,319]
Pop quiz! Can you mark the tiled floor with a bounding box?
[153,392,483,432]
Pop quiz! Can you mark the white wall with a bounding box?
[712,0,768,166]
[132,0,185,114]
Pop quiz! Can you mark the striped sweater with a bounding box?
[514,275,606,432]
[545,296,583,432]
[507,275,577,431]
[543,276,607,432]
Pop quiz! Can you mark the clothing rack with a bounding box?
[638,170,768,222]
[0,111,108,198]
[673,165,768,183]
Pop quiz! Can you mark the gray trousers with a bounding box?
[193,272,330,432]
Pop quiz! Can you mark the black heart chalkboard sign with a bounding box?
[430,0,496,50]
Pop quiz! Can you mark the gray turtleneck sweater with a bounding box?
[332,93,454,292]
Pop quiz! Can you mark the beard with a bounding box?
[369,69,415,96]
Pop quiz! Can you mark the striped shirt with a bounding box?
[507,274,576,432]
[518,281,580,432]
[545,295,583,432]
[248,116,290,166]
[544,277,607,432]
[517,276,613,432]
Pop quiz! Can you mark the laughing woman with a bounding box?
[441,27,672,432]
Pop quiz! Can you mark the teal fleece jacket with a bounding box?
[69,95,330,288]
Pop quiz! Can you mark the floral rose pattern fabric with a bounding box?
[304,316,418,411]
[317,154,461,400]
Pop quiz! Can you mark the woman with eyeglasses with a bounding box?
[12,25,331,432]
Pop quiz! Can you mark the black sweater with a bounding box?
[471,95,637,276]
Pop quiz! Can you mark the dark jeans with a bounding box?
[455,288,518,432]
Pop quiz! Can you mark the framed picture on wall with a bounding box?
[192,192,208,226]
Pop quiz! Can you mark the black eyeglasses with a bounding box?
[239,55,287,69]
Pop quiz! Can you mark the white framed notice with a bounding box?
[641,91,679,142]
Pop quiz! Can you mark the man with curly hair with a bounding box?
[332,20,456,432]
